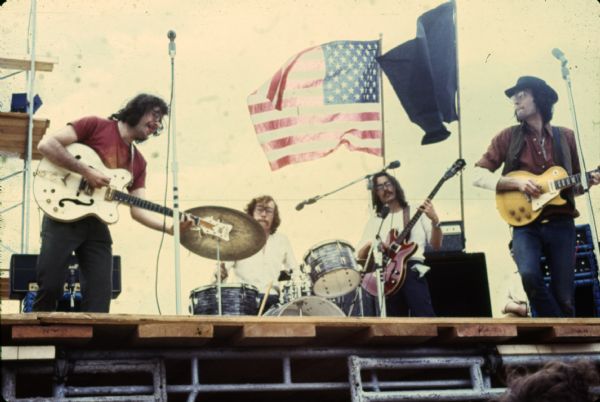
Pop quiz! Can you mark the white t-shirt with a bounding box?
[358,209,433,262]
[224,232,297,295]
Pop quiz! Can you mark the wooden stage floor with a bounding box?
[2,313,600,348]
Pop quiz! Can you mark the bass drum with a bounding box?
[189,284,259,316]
[264,296,345,317]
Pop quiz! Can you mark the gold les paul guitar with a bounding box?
[33,143,232,241]
[496,165,599,226]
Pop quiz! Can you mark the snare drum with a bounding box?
[189,284,259,315]
[264,296,345,317]
[279,270,312,304]
[303,240,360,298]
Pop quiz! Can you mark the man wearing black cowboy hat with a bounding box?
[473,75,600,317]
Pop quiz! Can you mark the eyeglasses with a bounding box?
[375,181,394,191]
[150,110,164,133]
[510,90,530,103]
[255,206,275,215]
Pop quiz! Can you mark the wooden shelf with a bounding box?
[0,56,56,72]
[0,112,50,160]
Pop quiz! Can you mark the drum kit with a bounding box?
[181,206,377,317]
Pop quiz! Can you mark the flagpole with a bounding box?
[451,0,466,240]
[378,34,386,168]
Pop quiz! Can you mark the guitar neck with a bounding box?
[396,178,445,242]
[109,189,200,225]
[110,189,174,216]
[555,169,599,191]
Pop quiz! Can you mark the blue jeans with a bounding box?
[512,217,576,317]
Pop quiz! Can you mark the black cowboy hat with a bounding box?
[504,76,558,104]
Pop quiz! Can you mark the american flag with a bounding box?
[247,40,383,171]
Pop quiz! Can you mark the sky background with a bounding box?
[1,0,599,316]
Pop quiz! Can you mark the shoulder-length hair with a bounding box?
[371,172,408,214]
[515,88,555,124]
[109,94,168,135]
[245,195,281,234]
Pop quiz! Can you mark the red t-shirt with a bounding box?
[69,116,147,191]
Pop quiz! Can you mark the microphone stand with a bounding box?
[296,175,370,210]
[373,212,389,317]
[296,161,400,210]
[167,31,183,314]
[216,241,222,315]
[554,51,600,280]
[68,261,78,310]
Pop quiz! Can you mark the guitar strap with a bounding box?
[551,126,572,175]
[127,143,136,189]
[403,206,411,241]
[503,124,575,208]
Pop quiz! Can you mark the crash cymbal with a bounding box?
[181,206,266,261]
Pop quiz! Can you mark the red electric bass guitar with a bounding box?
[361,159,465,297]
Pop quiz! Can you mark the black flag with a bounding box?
[377,2,457,145]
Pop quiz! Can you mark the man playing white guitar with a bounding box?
[473,76,600,317]
[33,94,193,312]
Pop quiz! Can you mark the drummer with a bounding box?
[218,195,297,312]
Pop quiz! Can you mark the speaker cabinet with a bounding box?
[9,254,121,299]
[425,220,465,255]
[425,252,492,317]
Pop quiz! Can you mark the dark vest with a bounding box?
[502,123,575,208]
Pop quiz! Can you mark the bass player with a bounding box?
[32,94,193,312]
[357,172,443,317]
[473,76,600,317]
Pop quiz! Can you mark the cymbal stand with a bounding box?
[345,287,363,317]
[216,240,222,316]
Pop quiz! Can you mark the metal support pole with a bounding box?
[21,0,38,253]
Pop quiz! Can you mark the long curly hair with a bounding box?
[109,94,168,137]
[495,360,599,402]
[244,195,281,234]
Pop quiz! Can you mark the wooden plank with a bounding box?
[12,325,93,341]
[233,323,316,346]
[0,112,49,160]
[497,343,600,355]
[135,323,213,346]
[0,277,10,300]
[1,345,56,360]
[0,129,47,138]
[0,56,56,72]
[439,324,518,343]
[352,323,438,345]
[541,325,600,341]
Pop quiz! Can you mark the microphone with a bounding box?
[384,160,400,170]
[167,30,176,57]
[378,204,390,219]
[552,48,567,65]
[296,196,318,211]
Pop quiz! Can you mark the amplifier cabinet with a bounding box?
[9,254,121,299]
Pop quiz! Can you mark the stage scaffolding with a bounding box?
[2,345,599,401]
